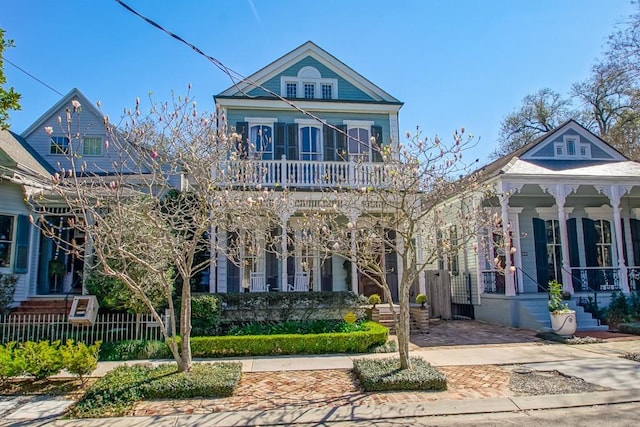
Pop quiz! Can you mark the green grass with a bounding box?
[352,356,447,392]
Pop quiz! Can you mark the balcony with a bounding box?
[216,157,390,189]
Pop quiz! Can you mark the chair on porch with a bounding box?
[249,272,268,292]
[288,271,310,292]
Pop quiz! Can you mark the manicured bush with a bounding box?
[22,340,64,380]
[191,294,222,336]
[191,321,387,357]
[352,356,447,392]
[227,319,366,336]
[99,340,171,361]
[0,273,18,315]
[618,322,640,335]
[60,340,101,383]
[69,362,242,418]
[0,342,26,384]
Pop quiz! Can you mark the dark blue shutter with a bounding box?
[321,256,333,292]
[336,125,347,161]
[567,218,580,290]
[286,123,298,160]
[323,125,335,161]
[622,219,628,266]
[532,218,549,290]
[235,121,249,159]
[371,125,383,162]
[13,215,30,274]
[274,123,286,159]
[582,218,598,267]
[631,219,640,266]
[384,229,399,302]
[226,232,240,293]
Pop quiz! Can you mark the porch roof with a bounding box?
[501,158,640,179]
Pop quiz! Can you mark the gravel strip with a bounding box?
[509,370,610,395]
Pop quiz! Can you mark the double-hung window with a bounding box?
[50,136,70,155]
[347,128,371,161]
[300,126,322,161]
[286,82,297,98]
[83,137,102,156]
[0,215,14,268]
[594,219,613,267]
[304,83,315,99]
[545,219,562,282]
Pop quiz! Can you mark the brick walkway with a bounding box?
[132,365,512,416]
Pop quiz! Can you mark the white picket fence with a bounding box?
[0,312,168,344]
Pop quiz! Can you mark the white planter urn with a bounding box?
[550,310,577,337]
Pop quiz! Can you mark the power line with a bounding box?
[113,0,373,150]
[4,58,64,97]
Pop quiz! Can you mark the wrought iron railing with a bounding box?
[570,267,621,292]
[481,270,504,294]
[628,267,640,292]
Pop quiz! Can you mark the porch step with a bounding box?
[12,298,73,315]
[518,299,608,333]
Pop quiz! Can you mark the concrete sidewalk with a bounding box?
[2,327,639,425]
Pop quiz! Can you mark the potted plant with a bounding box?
[368,293,381,309]
[48,258,66,293]
[548,279,577,336]
[416,293,428,309]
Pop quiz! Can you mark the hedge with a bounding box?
[190,321,387,357]
[353,356,447,392]
[618,322,640,335]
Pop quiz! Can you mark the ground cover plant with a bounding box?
[618,322,640,335]
[68,362,242,418]
[352,356,447,392]
[622,352,640,362]
[535,332,603,344]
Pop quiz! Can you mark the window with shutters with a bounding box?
[249,125,273,160]
[0,215,14,268]
[545,219,562,282]
[300,126,322,160]
[347,128,370,161]
[594,219,613,267]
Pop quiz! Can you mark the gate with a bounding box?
[450,272,475,319]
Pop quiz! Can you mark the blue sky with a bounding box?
[1,0,635,165]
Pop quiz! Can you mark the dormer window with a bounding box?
[280,66,338,100]
[553,135,590,159]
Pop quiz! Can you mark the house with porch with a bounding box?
[432,119,640,331]
[211,41,403,298]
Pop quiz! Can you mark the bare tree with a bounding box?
[491,88,572,159]
[27,91,273,372]
[303,130,488,369]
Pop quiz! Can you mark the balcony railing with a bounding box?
[570,267,621,293]
[481,270,505,294]
[217,158,390,188]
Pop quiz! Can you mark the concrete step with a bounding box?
[519,299,608,332]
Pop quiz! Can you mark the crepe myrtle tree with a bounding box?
[302,128,491,369]
[26,90,281,372]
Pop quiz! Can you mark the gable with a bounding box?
[521,121,625,162]
[0,146,15,167]
[217,41,401,104]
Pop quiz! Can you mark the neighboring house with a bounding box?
[432,120,640,331]
[212,41,403,297]
[0,129,53,304]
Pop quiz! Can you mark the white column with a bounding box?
[611,186,630,294]
[280,213,290,292]
[499,185,516,296]
[553,185,574,294]
[347,211,359,294]
[417,234,426,295]
[596,185,631,294]
[209,226,217,293]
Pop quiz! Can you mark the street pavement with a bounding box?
[1,321,639,426]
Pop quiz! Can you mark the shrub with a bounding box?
[99,340,171,361]
[368,294,382,307]
[227,320,366,336]
[191,294,222,336]
[191,321,388,357]
[618,322,640,335]
[69,362,242,418]
[60,340,101,383]
[415,294,428,306]
[0,342,26,384]
[607,291,631,325]
[352,356,447,392]
[0,273,18,315]
[22,340,64,380]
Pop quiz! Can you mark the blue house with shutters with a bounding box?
[212,41,403,298]
[430,119,640,331]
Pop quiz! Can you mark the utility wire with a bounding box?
[4,58,64,96]
[114,0,374,150]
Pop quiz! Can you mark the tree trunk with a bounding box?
[397,282,412,369]
[178,283,193,373]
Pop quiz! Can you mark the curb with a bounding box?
[38,390,640,427]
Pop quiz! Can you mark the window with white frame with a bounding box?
[553,135,590,159]
[249,124,273,160]
[50,136,70,155]
[299,125,322,161]
[82,137,102,156]
[280,66,338,99]
[0,215,14,268]
[321,84,332,99]
[545,219,562,282]
[594,219,613,267]
[344,120,373,161]
[286,82,297,98]
[304,83,315,99]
